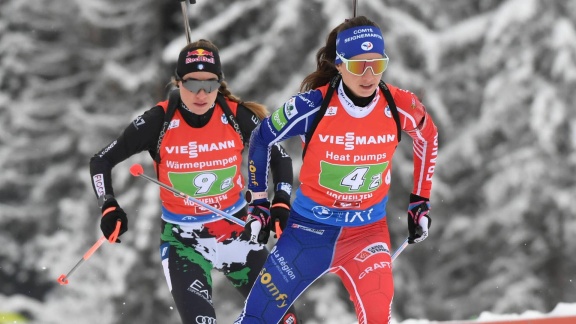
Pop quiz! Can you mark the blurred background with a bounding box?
[1,0,575,323]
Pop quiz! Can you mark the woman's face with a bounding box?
[336,52,385,98]
[178,71,220,115]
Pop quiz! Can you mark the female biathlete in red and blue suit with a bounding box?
[236,16,439,324]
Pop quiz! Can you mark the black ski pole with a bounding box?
[179,0,195,44]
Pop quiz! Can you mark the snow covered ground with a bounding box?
[0,299,575,323]
[392,303,576,323]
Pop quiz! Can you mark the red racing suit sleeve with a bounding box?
[391,87,439,198]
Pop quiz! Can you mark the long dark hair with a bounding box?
[172,39,268,119]
[300,16,381,92]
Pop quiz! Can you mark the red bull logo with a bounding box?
[187,49,214,57]
[185,49,216,65]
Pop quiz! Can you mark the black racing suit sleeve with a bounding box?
[89,106,164,199]
[236,105,293,194]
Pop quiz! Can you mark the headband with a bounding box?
[335,25,385,64]
[176,46,223,80]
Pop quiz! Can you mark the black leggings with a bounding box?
[159,218,299,324]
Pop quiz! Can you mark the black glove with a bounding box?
[270,191,291,237]
[100,198,128,243]
[242,201,271,244]
[407,193,431,244]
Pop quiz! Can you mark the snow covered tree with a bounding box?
[1,0,574,323]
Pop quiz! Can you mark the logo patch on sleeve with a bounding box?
[271,107,288,131]
[284,97,298,120]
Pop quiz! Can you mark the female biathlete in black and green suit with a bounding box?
[89,39,299,324]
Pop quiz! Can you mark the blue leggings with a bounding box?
[235,211,393,324]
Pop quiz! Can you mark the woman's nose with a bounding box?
[195,89,208,98]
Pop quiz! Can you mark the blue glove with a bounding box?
[242,201,271,244]
[407,193,431,244]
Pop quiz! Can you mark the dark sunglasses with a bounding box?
[180,78,221,94]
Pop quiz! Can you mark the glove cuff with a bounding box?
[272,191,291,208]
[410,193,429,203]
[102,197,120,214]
